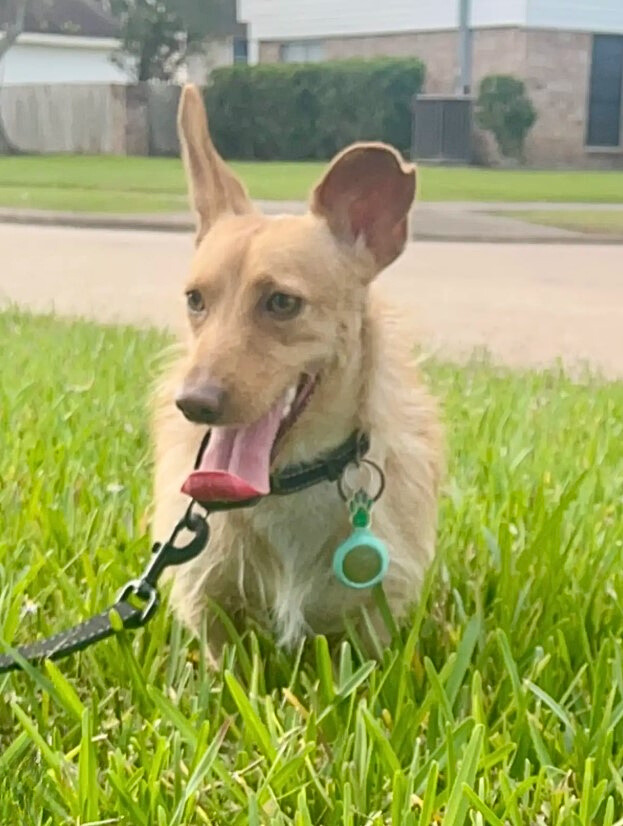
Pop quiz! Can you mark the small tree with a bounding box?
[476,74,536,161]
[109,0,186,82]
[107,0,238,82]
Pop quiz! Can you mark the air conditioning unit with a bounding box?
[411,95,473,164]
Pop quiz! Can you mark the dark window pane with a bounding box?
[233,38,248,64]
[587,35,623,147]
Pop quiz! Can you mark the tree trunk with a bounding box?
[0,0,31,153]
[0,0,30,61]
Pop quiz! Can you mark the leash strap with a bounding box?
[0,430,369,675]
[0,602,143,672]
[0,505,210,675]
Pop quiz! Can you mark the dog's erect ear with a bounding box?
[311,142,416,273]
[178,84,254,245]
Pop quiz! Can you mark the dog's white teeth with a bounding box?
[280,384,298,420]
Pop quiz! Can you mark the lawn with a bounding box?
[1,155,623,212]
[1,310,623,824]
[0,156,323,211]
[498,209,623,236]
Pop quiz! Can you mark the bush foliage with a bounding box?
[204,58,425,160]
[476,74,537,161]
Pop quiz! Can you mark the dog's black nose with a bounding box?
[175,382,226,424]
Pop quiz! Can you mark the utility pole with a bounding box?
[457,0,472,95]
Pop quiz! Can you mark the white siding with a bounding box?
[527,0,623,34]
[0,40,130,85]
[239,0,534,40]
[239,0,459,40]
[241,0,623,41]
[472,0,527,27]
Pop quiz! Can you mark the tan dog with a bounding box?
[153,85,442,660]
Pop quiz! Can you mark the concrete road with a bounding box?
[1,223,622,378]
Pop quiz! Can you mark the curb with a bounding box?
[412,232,623,245]
[0,210,194,234]
[1,208,621,246]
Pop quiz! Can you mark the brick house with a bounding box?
[237,0,623,168]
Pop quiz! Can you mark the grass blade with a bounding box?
[225,670,277,762]
[443,723,484,826]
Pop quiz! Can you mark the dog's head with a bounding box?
[174,85,416,502]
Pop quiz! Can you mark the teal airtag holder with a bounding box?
[333,469,389,590]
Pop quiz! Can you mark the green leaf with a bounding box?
[45,659,85,722]
[225,671,277,762]
[443,724,484,826]
[78,708,99,823]
[418,760,439,826]
[170,720,229,826]
[461,784,504,826]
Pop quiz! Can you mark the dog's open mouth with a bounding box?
[181,374,319,504]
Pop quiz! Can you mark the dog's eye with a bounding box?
[186,289,205,314]
[264,292,303,319]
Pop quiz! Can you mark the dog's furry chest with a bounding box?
[240,481,352,645]
[251,482,344,560]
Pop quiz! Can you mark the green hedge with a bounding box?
[204,58,425,160]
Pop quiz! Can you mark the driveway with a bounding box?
[1,223,622,378]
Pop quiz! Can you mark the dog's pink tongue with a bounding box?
[181,400,285,503]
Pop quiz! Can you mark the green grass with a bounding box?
[498,209,623,236]
[417,167,623,204]
[1,155,623,212]
[0,156,324,211]
[2,310,623,824]
[0,184,190,213]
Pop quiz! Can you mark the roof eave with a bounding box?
[16,31,121,50]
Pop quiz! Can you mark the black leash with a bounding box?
[0,430,369,675]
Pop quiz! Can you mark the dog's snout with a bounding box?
[175,381,227,424]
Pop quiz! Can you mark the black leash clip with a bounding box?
[0,500,211,674]
[116,501,210,626]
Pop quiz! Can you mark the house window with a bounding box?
[587,34,623,148]
[233,37,248,64]
[279,40,325,63]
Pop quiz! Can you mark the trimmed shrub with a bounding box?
[475,74,537,161]
[204,58,425,160]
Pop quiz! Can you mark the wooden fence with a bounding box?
[0,83,181,155]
